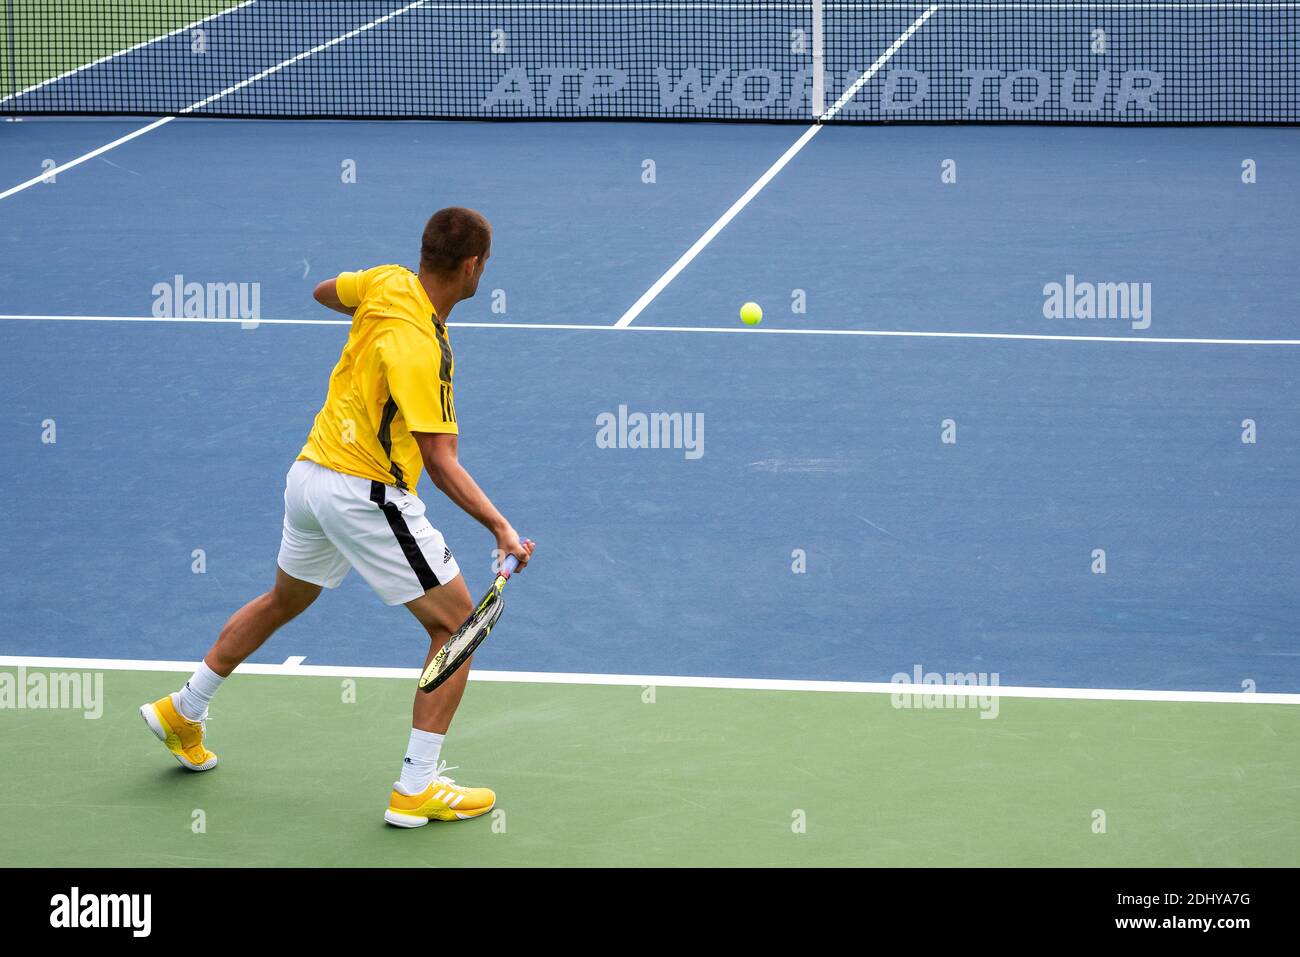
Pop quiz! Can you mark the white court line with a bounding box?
[611,5,939,328]
[2,314,1298,345]
[0,0,256,106]
[0,118,176,200]
[0,314,354,326]
[0,1,428,202]
[0,654,1295,704]
[631,325,1300,346]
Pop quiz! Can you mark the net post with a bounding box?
[811,0,825,120]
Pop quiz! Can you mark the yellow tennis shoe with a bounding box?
[384,763,495,827]
[139,693,217,772]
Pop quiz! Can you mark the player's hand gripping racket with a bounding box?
[417,544,529,694]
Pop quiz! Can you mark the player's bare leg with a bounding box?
[140,568,321,771]
[206,568,322,675]
[385,574,493,826]
[405,574,475,734]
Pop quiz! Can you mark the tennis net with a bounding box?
[2,1,1296,122]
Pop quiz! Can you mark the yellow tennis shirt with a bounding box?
[298,264,457,491]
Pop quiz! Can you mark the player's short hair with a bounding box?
[420,207,491,275]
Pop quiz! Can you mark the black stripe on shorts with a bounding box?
[369,481,441,592]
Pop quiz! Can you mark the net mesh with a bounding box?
[2,1,1296,123]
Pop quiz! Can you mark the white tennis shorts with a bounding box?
[277,459,461,605]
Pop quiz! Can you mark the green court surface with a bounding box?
[1,666,1297,867]
[2,0,236,92]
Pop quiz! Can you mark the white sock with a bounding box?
[175,662,225,721]
[396,728,445,795]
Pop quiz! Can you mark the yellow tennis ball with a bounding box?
[740,301,763,326]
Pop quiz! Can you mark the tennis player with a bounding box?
[140,207,533,827]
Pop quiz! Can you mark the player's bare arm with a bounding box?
[312,278,356,316]
[414,430,533,569]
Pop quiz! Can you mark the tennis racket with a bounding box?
[417,546,528,694]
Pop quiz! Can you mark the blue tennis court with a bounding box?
[5,115,1298,686]
[2,1,1298,875]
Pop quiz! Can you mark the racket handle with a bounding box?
[501,540,528,577]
